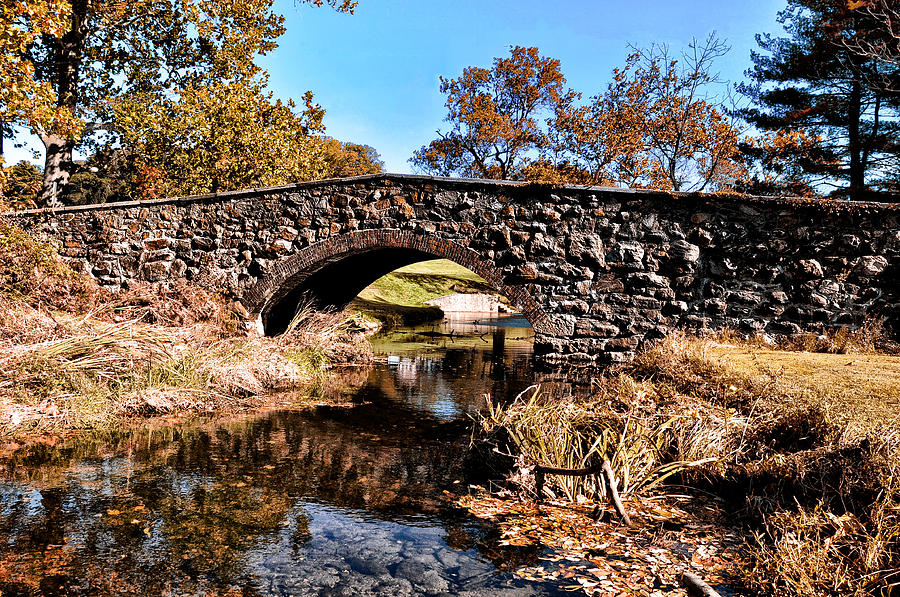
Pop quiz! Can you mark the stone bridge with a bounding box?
[10,174,900,365]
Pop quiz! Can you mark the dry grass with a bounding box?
[0,218,373,434]
[476,331,900,596]
[712,317,893,355]
[630,333,900,597]
[781,318,891,355]
[477,382,718,502]
[707,344,900,432]
[0,298,372,432]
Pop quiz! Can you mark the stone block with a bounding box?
[632,296,662,309]
[192,236,216,250]
[798,259,824,277]
[854,255,888,277]
[574,320,620,338]
[668,240,700,263]
[548,314,577,336]
[627,272,670,288]
[605,337,639,351]
[142,260,171,281]
[145,249,174,262]
[607,241,645,267]
[663,301,689,315]
[144,237,170,250]
[271,239,293,254]
[729,290,763,305]
[567,232,605,267]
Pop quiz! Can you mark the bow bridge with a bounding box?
[10,174,899,365]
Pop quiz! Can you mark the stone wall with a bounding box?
[9,174,899,365]
[425,293,509,313]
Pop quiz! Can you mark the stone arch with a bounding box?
[243,230,551,335]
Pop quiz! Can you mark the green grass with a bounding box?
[350,259,500,326]
[356,259,492,307]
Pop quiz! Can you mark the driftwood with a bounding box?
[600,459,632,527]
[533,457,632,526]
[681,572,723,597]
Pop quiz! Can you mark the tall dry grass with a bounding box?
[476,331,900,596]
[476,377,721,502]
[0,299,372,430]
[632,333,900,596]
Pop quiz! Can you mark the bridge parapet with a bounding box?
[8,174,899,365]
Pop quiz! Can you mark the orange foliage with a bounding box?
[411,46,578,180]
[413,39,746,192]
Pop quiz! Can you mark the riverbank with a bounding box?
[0,219,373,438]
[462,331,900,597]
[350,258,503,327]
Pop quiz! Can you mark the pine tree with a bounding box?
[739,0,900,198]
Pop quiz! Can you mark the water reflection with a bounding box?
[370,312,535,420]
[0,316,569,596]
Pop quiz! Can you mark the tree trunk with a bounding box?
[41,134,75,207]
[37,0,87,206]
[848,78,865,199]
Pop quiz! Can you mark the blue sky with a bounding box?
[262,0,786,172]
[9,0,787,172]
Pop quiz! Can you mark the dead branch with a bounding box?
[681,571,723,597]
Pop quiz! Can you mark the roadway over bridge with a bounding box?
[10,174,899,365]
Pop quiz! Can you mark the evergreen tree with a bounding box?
[739,0,900,198]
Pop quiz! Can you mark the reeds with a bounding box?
[0,219,374,432]
[748,431,900,597]
[476,330,900,596]
[478,381,717,502]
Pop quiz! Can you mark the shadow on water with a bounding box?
[0,313,570,596]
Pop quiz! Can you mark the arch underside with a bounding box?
[242,230,549,336]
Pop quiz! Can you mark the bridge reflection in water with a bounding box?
[0,317,573,596]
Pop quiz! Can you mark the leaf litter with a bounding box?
[451,491,748,596]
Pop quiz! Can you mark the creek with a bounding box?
[0,313,572,596]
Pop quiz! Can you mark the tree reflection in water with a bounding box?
[0,320,565,596]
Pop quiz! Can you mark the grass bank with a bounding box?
[464,330,900,596]
[0,218,373,437]
[350,258,501,327]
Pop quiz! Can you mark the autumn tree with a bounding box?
[534,65,647,186]
[63,147,143,205]
[543,37,746,192]
[3,0,357,206]
[595,33,743,191]
[113,77,330,198]
[739,0,900,198]
[0,0,79,196]
[737,128,827,196]
[319,138,384,178]
[1,161,43,209]
[413,41,743,192]
[411,46,578,180]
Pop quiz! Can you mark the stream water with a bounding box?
[0,313,573,596]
